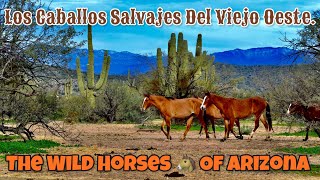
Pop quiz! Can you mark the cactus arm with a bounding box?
[157,48,165,93]
[76,57,86,96]
[95,50,108,90]
[195,34,202,57]
[87,25,95,90]
[167,33,177,96]
[99,56,110,92]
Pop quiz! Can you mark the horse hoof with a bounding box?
[180,138,185,142]
[220,139,225,142]
[303,139,308,141]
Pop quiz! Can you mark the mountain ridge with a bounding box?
[68,47,305,75]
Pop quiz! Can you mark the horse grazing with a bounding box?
[286,102,320,141]
[200,93,273,141]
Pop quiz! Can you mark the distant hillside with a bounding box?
[213,47,304,66]
[68,49,156,75]
[67,47,305,75]
[213,63,307,91]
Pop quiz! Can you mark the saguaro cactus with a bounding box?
[167,33,177,96]
[64,78,72,98]
[155,32,212,98]
[177,32,189,77]
[194,34,203,81]
[157,48,165,93]
[76,25,111,108]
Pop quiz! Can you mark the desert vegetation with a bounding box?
[0,0,319,178]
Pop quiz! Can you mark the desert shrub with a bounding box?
[58,96,93,123]
[7,91,59,125]
[95,80,155,123]
[240,125,253,135]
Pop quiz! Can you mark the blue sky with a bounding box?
[44,0,320,54]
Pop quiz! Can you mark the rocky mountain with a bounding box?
[68,47,305,75]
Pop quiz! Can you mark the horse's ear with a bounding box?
[144,94,150,98]
[205,91,210,96]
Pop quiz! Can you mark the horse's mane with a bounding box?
[165,97,175,100]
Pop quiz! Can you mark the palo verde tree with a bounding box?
[76,25,111,108]
[147,32,216,98]
[0,0,83,140]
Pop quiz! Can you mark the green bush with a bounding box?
[58,96,93,123]
[240,125,253,135]
[95,81,155,123]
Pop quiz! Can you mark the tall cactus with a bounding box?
[167,33,177,96]
[195,34,202,57]
[157,48,165,93]
[180,40,189,77]
[76,25,111,108]
[155,32,213,98]
[194,34,203,81]
[64,78,72,98]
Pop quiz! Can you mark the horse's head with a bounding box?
[141,94,152,111]
[177,155,195,172]
[200,92,212,111]
[287,102,305,115]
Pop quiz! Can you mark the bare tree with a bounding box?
[0,0,84,141]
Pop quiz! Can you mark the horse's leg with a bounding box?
[221,119,229,142]
[166,118,172,140]
[314,127,320,138]
[199,124,203,137]
[235,119,243,139]
[160,119,168,138]
[260,114,271,140]
[249,113,261,140]
[198,114,209,140]
[228,118,236,140]
[210,118,216,139]
[303,123,311,141]
[228,121,238,139]
[226,119,231,138]
[181,116,193,141]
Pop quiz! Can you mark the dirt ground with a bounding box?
[0,123,319,180]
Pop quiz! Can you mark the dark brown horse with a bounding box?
[286,102,320,141]
[200,93,273,141]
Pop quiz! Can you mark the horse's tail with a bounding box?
[266,103,273,131]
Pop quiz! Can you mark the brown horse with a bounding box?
[199,108,243,139]
[286,102,320,141]
[141,94,209,140]
[200,93,273,141]
[142,94,228,141]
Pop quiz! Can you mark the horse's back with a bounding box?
[230,96,266,107]
[166,98,202,117]
[307,105,320,121]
